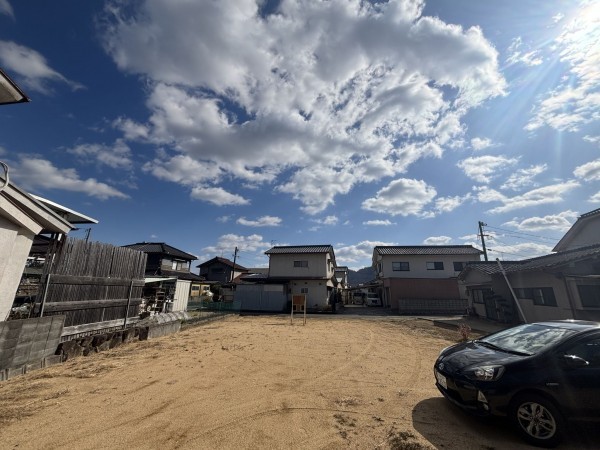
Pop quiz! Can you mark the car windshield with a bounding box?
[479,323,578,355]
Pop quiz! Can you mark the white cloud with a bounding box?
[362,178,437,216]
[583,135,600,146]
[190,186,249,206]
[574,158,600,181]
[506,37,543,67]
[216,215,232,223]
[101,0,505,213]
[0,0,13,18]
[237,216,282,227]
[470,137,496,151]
[0,40,83,94]
[526,3,600,133]
[434,194,472,213]
[500,164,548,191]
[423,236,453,245]
[457,155,518,183]
[487,241,554,260]
[475,181,580,213]
[502,210,578,232]
[335,240,396,268]
[200,233,272,262]
[9,156,128,199]
[590,191,600,203]
[363,219,395,226]
[67,139,133,170]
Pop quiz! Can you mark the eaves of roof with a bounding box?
[123,242,197,261]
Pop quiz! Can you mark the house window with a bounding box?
[515,288,557,307]
[392,262,410,271]
[453,262,466,272]
[294,260,309,268]
[426,262,444,270]
[577,285,600,308]
[300,287,309,294]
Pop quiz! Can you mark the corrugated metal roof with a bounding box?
[123,242,197,261]
[265,245,333,255]
[374,245,482,256]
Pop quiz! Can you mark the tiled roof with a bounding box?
[123,242,197,260]
[197,256,248,271]
[460,243,600,278]
[374,245,482,256]
[265,245,333,255]
[516,244,600,272]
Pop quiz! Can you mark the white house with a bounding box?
[553,208,600,252]
[265,245,337,310]
[372,245,482,313]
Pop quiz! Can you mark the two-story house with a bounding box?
[265,245,337,310]
[373,245,482,313]
[197,256,249,283]
[122,242,204,312]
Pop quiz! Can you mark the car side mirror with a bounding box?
[561,354,589,368]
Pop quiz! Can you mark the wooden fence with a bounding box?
[32,238,147,337]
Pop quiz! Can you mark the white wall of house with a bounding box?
[290,280,330,308]
[555,213,600,251]
[377,254,479,279]
[507,271,574,322]
[0,216,37,321]
[269,253,334,279]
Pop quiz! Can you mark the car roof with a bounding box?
[533,320,600,331]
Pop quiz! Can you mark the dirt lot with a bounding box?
[0,315,598,449]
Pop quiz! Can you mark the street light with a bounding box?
[0,68,29,105]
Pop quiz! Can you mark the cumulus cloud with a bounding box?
[590,191,600,203]
[434,194,472,213]
[574,158,600,181]
[526,3,600,133]
[500,164,548,191]
[487,241,554,260]
[200,233,272,263]
[470,137,496,151]
[363,219,395,226]
[502,210,578,232]
[237,216,282,227]
[101,0,505,212]
[67,139,133,170]
[8,156,128,199]
[362,178,437,216]
[475,181,580,213]
[423,236,453,245]
[0,0,13,18]
[190,186,250,206]
[0,40,83,94]
[457,155,518,183]
[335,240,396,268]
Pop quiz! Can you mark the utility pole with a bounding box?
[231,246,239,282]
[478,221,489,262]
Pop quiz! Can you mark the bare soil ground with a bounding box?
[0,315,598,449]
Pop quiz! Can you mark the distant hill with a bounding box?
[347,266,376,286]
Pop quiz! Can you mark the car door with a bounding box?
[552,332,600,419]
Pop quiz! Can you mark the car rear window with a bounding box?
[481,324,578,355]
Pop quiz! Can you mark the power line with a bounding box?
[484,225,560,242]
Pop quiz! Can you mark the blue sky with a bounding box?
[1,0,598,270]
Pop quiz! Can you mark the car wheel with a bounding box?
[510,394,564,448]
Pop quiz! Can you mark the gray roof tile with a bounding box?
[374,245,482,256]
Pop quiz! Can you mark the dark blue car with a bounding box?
[434,320,600,447]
